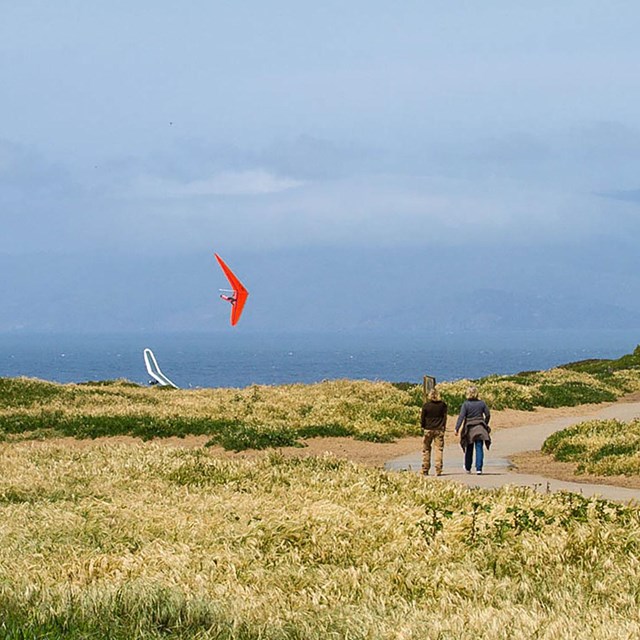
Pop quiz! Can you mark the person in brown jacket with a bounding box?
[420,388,448,476]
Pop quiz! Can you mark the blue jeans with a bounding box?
[465,439,484,471]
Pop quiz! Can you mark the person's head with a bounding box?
[466,385,479,400]
[428,388,440,402]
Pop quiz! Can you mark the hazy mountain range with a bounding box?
[2,243,639,334]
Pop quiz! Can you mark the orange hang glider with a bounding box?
[214,253,249,326]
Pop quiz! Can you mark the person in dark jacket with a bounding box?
[455,385,491,475]
[420,388,448,476]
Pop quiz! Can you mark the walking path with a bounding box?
[385,400,640,503]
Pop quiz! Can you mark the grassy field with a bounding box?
[1,442,640,639]
[0,345,639,450]
[1,348,639,638]
[543,418,640,476]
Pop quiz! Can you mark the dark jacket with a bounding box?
[421,400,448,431]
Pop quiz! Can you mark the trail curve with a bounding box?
[385,400,640,503]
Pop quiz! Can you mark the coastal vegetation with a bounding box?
[0,350,638,638]
[1,444,639,639]
[0,345,639,450]
[543,418,640,477]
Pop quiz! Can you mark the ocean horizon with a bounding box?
[0,329,638,390]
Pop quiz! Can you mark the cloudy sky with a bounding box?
[2,1,640,332]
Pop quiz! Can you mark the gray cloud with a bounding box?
[3,122,640,258]
[2,0,640,333]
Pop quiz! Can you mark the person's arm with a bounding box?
[455,402,467,433]
[483,401,491,425]
[420,404,427,431]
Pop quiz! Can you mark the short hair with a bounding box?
[466,385,479,400]
[428,388,440,401]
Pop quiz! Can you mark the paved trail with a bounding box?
[385,400,640,503]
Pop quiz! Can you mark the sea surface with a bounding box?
[0,330,638,389]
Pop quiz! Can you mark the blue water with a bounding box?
[0,330,637,389]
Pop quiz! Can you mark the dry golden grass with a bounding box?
[4,367,640,451]
[0,378,417,443]
[1,441,640,638]
[542,418,640,477]
[438,367,640,410]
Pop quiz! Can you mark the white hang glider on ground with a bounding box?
[143,348,178,388]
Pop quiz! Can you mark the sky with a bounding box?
[1,1,640,333]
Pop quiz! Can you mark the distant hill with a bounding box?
[1,244,639,333]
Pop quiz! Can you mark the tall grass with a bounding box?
[0,378,416,449]
[0,442,639,638]
[543,418,640,476]
[435,366,637,412]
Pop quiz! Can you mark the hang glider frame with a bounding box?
[143,348,178,388]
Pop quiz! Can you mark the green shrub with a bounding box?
[77,378,141,388]
[0,377,68,408]
[535,382,617,408]
[549,441,588,462]
[439,390,467,415]
[206,424,301,451]
[391,382,424,407]
[593,442,640,461]
[0,413,238,442]
[296,423,354,439]
[560,344,640,375]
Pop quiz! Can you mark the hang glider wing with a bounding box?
[214,253,249,326]
[143,348,179,388]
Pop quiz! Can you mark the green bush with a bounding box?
[296,423,354,439]
[391,382,424,407]
[0,413,237,442]
[560,344,640,375]
[549,441,588,462]
[206,424,301,451]
[593,442,640,461]
[439,390,467,415]
[0,377,68,409]
[535,382,617,408]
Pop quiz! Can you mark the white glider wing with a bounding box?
[143,348,178,388]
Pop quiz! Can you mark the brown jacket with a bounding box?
[459,416,491,450]
[421,400,448,431]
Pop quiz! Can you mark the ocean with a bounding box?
[0,329,638,389]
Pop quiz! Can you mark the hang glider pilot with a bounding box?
[220,293,237,305]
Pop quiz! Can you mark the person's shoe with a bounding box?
[476,469,483,475]
[422,470,429,477]
[464,466,471,474]
[435,470,442,476]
